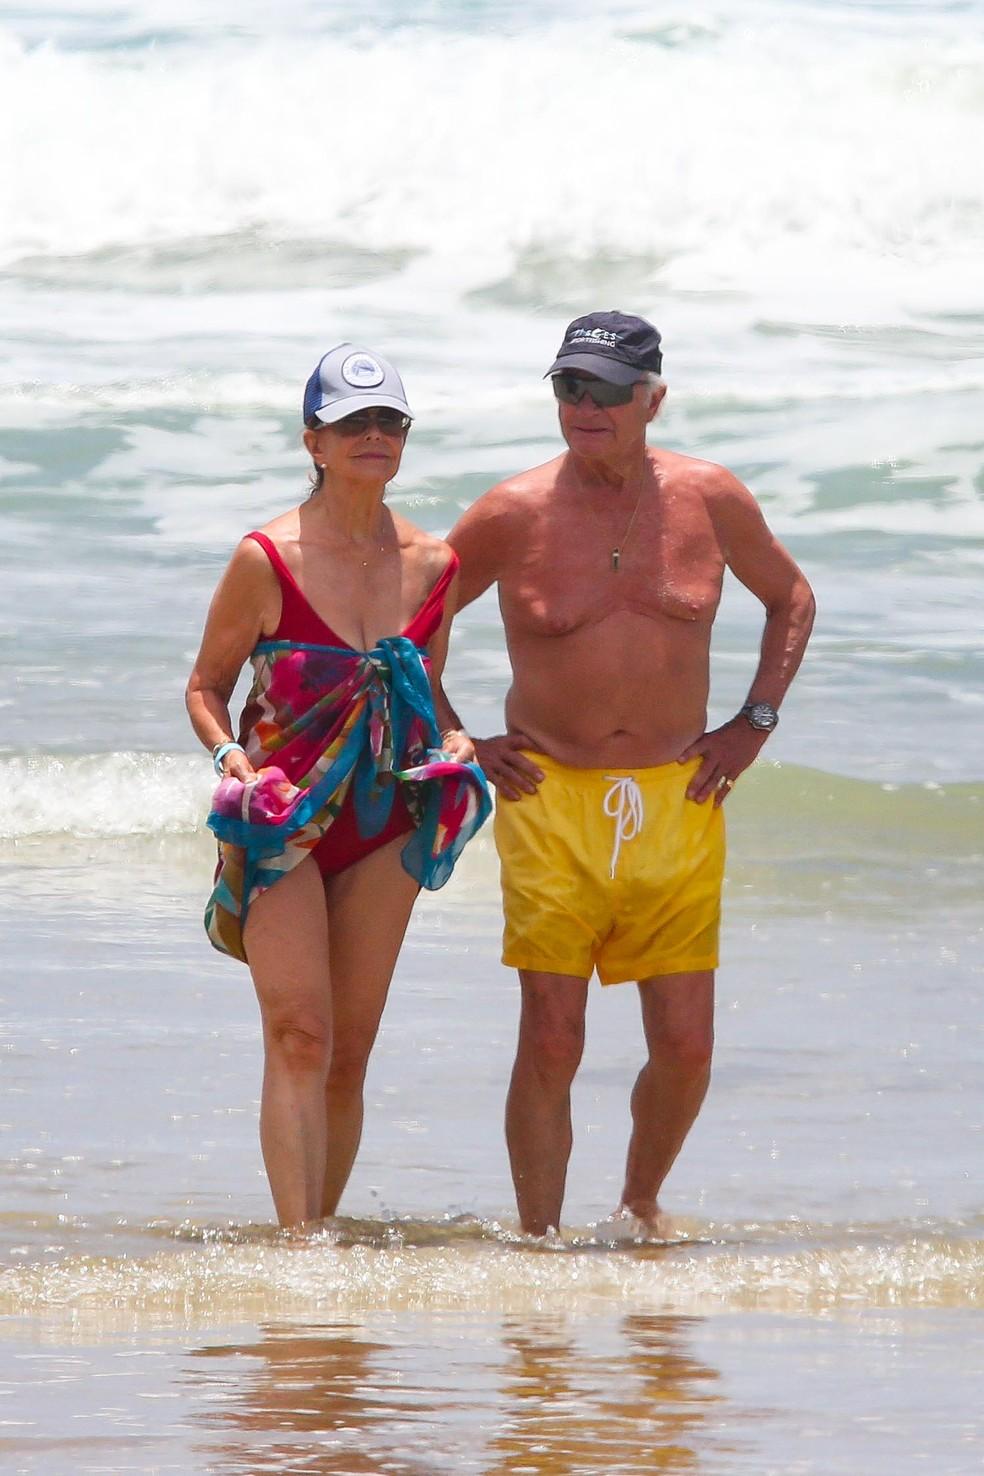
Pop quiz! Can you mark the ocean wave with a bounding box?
[0,752,212,839]
[1,16,982,300]
[3,0,979,55]
[3,355,984,433]
[1,753,980,862]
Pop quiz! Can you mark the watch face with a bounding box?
[746,702,778,731]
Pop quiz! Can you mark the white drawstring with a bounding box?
[603,775,644,879]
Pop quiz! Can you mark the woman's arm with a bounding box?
[425,567,476,764]
[185,537,280,781]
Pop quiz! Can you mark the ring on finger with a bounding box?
[719,776,734,791]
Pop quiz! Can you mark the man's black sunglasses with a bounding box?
[551,371,638,408]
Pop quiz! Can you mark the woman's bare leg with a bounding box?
[243,856,332,1227]
[320,836,420,1217]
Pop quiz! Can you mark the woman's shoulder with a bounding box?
[225,514,303,594]
[233,511,305,575]
[248,508,301,546]
[211,527,283,632]
[394,516,457,579]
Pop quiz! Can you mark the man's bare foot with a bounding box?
[605,1202,674,1241]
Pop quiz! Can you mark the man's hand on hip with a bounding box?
[473,734,544,800]
[678,720,770,807]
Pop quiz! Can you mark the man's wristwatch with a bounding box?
[740,701,779,732]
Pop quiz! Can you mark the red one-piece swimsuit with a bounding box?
[244,531,458,877]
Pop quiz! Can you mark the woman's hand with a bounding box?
[472,733,543,801]
[220,748,258,784]
[439,728,477,766]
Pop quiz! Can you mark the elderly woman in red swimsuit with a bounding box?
[186,344,489,1228]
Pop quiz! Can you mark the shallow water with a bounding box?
[2,826,982,1467]
[0,1308,979,1475]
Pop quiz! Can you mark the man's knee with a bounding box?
[639,973,715,1076]
[517,1000,586,1086]
[655,1015,714,1074]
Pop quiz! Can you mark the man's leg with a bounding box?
[618,971,715,1228]
[505,970,590,1236]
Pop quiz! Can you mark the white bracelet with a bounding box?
[212,740,245,776]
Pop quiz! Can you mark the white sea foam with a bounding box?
[3,1228,983,1326]
[1,14,982,308]
[3,355,984,437]
[0,752,211,839]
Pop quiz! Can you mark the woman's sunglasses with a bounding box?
[551,371,637,408]
[319,408,412,437]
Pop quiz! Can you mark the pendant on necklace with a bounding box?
[611,547,621,572]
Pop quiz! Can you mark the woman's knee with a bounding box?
[325,1032,376,1096]
[264,1010,332,1075]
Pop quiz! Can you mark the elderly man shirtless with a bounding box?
[438,312,815,1236]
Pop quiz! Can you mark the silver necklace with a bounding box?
[610,486,645,572]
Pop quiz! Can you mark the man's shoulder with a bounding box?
[484,455,564,503]
[654,449,751,503]
[457,455,564,525]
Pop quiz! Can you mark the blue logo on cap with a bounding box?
[341,353,385,388]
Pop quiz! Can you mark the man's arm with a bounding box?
[445,483,514,610]
[681,470,816,805]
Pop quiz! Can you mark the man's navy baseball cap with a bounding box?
[545,311,663,384]
[303,342,413,426]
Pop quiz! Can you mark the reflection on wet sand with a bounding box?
[483,1313,729,1474]
[189,1324,422,1474]
[186,1311,734,1474]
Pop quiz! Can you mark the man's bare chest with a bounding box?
[501,508,724,638]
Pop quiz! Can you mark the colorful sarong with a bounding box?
[204,634,491,962]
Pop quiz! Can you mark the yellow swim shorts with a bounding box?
[494,753,725,985]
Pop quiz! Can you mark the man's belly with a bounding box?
[503,649,711,769]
